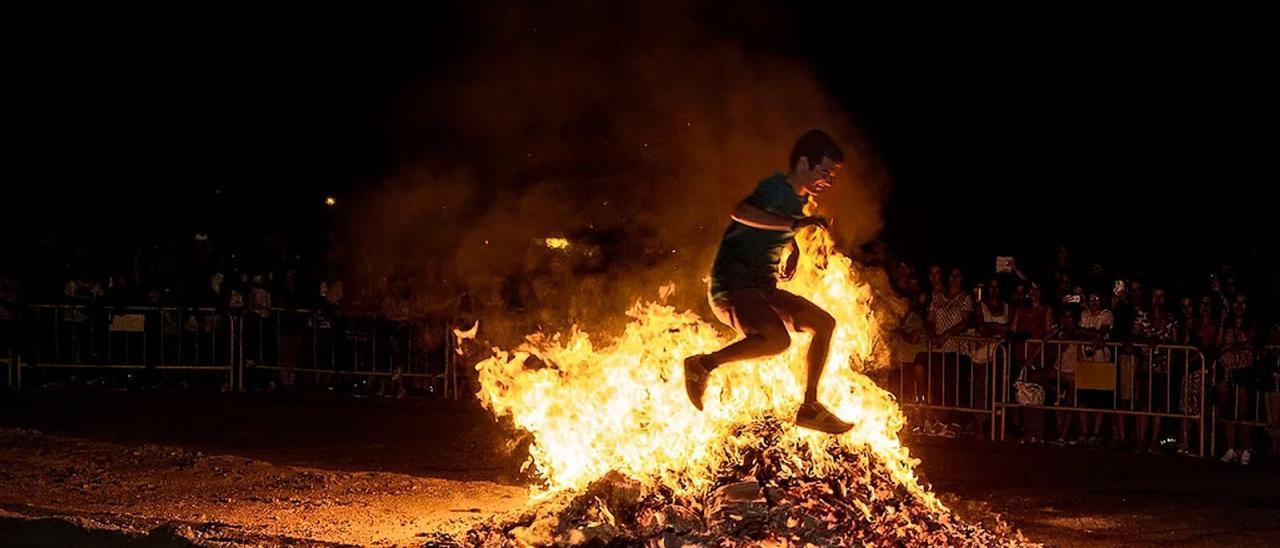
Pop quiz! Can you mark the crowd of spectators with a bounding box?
[4,234,1280,463]
[883,244,1280,466]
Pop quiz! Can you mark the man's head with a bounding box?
[789,129,844,195]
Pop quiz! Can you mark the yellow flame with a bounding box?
[453,320,479,355]
[544,237,571,250]
[476,228,933,508]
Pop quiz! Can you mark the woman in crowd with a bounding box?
[1216,294,1258,465]
[1134,287,1176,453]
[914,267,974,438]
[1012,283,1055,443]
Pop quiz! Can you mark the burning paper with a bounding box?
[471,229,1024,546]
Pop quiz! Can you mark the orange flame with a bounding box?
[475,228,933,508]
[453,320,479,355]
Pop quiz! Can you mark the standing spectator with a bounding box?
[1046,245,1076,288]
[1042,309,1084,445]
[926,265,945,307]
[1133,287,1176,453]
[1264,325,1280,460]
[275,270,307,391]
[977,280,1011,337]
[1013,283,1054,365]
[893,276,929,418]
[1012,283,1055,442]
[1010,283,1028,312]
[1056,273,1082,317]
[914,267,975,437]
[0,273,19,362]
[1079,294,1114,360]
[1078,294,1114,446]
[1217,294,1258,465]
[969,279,1008,435]
[1174,295,1197,454]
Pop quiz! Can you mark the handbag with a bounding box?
[1015,367,1046,406]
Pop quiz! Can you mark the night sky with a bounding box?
[9,4,1275,277]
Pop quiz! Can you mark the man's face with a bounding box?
[1087,295,1101,311]
[1152,289,1165,307]
[797,156,842,195]
[928,266,943,286]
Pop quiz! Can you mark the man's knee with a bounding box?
[804,310,837,337]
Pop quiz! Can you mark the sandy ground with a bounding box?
[0,427,524,546]
[1,389,1277,546]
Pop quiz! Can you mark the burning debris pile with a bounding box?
[467,416,1016,547]
[466,229,1023,546]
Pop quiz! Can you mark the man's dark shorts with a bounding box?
[709,287,814,335]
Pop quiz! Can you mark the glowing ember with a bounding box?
[544,237,572,250]
[472,229,1021,545]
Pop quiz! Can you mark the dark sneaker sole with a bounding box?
[683,356,707,411]
[795,417,854,435]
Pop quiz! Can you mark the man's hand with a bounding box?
[779,238,800,281]
[793,216,831,231]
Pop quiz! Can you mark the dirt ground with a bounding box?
[1,389,1277,547]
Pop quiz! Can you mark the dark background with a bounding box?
[7,4,1275,278]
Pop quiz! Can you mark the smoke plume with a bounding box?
[339,2,890,344]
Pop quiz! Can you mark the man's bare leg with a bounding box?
[787,300,836,404]
[685,290,789,410]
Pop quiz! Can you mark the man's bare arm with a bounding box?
[731,200,829,231]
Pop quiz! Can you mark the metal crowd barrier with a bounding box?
[237,309,462,399]
[994,339,1208,456]
[898,334,1007,440]
[27,304,235,387]
[2,350,17,388]
[1210,344,1280,456]
[19,304,467,398]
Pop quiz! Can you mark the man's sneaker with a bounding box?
[683,355,712,410]
[1220,448,1239,464]
[1239,449,1253,466]
[795,402,854,434]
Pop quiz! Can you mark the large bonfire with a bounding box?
[468,228,1021,546]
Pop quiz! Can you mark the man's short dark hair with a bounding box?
[790,129,844,170]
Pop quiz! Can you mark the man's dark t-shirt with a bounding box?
[709,173,808,299]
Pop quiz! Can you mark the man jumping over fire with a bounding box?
[683,129,852,434]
